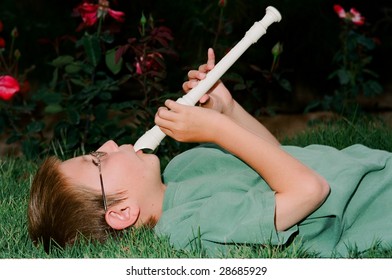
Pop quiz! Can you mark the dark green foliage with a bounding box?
[1,0,391,159]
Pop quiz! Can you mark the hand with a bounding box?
[155,99,223,143]
[182,48,234,115]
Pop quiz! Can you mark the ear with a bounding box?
[105,203,140,230]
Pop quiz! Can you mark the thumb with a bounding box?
[199,94,210,104]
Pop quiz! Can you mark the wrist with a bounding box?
[210,113,235,145]
[222,98,237,118]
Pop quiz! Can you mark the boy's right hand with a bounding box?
[182,48,234,115]
[155,99,224,144]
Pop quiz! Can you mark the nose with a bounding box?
[97,140,119,153]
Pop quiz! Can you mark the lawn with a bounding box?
[1,117,392,258]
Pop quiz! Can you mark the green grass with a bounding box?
[280,116,392,151]
[1,117,392,258]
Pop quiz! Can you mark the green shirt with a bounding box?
[154,144,392,257]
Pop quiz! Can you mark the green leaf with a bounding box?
[44,104,63,114]
[27,121,45,133]
[35,91,63,105]
[82,33,101,67]
[50,67,59,89]
[70,78,87,87]
[93,104,108,122]
[357,35,376,50]
[6,134,21,144]
[233,83,246,91]
[111,101,137,110]
[81,63,95,75]
[279,78,292,92]
[22,138,40,160]
[105,48,123,75]
[337,69,350,85]
[99,91,112,101]
[65,63,82,74]
[100,32,114,44]
[51,55,74,67]
[363,80,383,96]
[67,109,81,125]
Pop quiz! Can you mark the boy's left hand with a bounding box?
[183,48,234,115]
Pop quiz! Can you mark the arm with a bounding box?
[155,48,330,230]
[211,114,330,231]
[183,48,279,146]
[155,101,329,231]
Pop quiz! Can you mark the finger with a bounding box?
[187,70,206,88]
[155,106,170,119]
[182,80,199,92]
[199,94,210,104]
[156,106,169,113]
[164,99,180,111]
[155,117,174,136]
[182,81,190,92]
[187,69,200,79]
[164,99,190,112]
[155,107,175,127]
[206,48,215,70]
[198,63,209,73]
[198,48,215,73]
[158,126,173,138]
[157,106,177,117]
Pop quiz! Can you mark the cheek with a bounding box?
[127,157,160,185]
[107,154,160,190]
[117,162,147,184]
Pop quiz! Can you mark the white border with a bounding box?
[1,258,390,279]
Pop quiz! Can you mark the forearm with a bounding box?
[224,100,280,146]
[213,114,312,194]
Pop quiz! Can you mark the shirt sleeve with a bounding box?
[155,186,298,255]
[197,188,298,246]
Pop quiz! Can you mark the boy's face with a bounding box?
[59,140,162,203]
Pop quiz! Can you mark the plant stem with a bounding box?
[213,7,225,49]
[0,53,11,73]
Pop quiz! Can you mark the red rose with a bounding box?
[0,75,20,101]
[0,37,5,49]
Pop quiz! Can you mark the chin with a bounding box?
[148,153,161,168]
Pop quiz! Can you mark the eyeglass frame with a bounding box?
[90,151,108,211]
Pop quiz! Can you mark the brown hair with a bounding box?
[28,156,125,253]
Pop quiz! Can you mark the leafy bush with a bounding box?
[1,0,390,158]
[1,1,179,159]
[309,4,383,115]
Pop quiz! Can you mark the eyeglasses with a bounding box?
[90,151,108,211]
